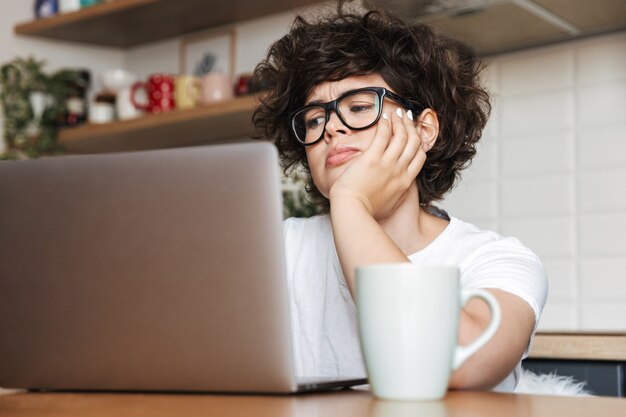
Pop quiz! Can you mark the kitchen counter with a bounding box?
[526,332,626,397]
[530,333,626,361]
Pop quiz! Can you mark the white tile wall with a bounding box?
[500,217,575,258]
[577,81,626,127]
[577,35,626,84]
[538,302,578,330]
[498,49,574,95]
[482,103,499,140]
[579,168,626,213]
[578,123,626,169]
[579,213,626,256]
[579,258,626,302]
[500,176,574,218]
[499,90,575,136]
[481,59,500,95]
[463,140,497,182]
[443,32,626,331]
[500,133,574,177]
[443,180,497,222]
[580,304,626,331]
[543,259,577,302]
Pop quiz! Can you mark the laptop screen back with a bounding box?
[0,143,298,392]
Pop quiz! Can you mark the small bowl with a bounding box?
[101,69,137,92]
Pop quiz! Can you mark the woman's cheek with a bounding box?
[311,168,329,198]
[305,152,328,197]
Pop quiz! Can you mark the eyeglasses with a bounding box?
[289,87,421,146]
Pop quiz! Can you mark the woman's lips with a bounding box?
[326,149,360,167]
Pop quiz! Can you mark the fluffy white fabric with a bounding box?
[515,369,592,396]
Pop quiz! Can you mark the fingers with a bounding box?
[368,107,427,180]
[366,111,392,155]
[398,109,428,178]
[383,108,409,160]
[407,142,427,178]
[398,109,422,167]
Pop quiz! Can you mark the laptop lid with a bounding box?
[0,143,304,393]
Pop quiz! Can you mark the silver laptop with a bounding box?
[0,142,366,393]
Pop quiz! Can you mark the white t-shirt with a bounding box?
[282,213,548,392]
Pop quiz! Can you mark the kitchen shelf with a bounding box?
[15,0,321,47]
[58,95,258,153]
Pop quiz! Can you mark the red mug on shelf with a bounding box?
[131,74,176,113]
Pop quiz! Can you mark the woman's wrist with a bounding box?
[329,189,374,217]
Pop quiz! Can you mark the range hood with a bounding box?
[365,0,626,55]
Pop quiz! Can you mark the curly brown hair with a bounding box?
[252,5,491,211]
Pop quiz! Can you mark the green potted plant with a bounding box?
[281,168,323,219]
[0,57,76,160]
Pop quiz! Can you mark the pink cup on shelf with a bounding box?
[199,72,233,104]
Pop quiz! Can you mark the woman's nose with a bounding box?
[323,111,350,142]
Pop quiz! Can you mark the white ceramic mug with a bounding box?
[59,0,81,13]
[88,102,114,124]
[356,264,501,401]
[116,86,144,120]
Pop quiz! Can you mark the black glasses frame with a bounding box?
[289,87,422,146]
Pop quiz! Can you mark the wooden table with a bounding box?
[1,389,625,417]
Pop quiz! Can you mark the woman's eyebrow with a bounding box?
[305,87,356,106]
[306,99,324,105]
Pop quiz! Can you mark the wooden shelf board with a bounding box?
[15,0,322,47]
[58,95,259,153]
[529,332,626,361]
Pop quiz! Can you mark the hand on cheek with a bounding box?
[329,108,430,219]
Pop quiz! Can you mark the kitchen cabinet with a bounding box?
[526,333,626,397]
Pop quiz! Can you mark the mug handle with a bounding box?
[453,289,501,370]
[130,81,149,111]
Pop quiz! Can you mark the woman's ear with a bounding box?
[416,109,439,152]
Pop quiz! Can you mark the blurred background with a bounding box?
[1,0,625,333]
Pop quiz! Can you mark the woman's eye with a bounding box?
[305,116,325,129]
[349,103,375,113]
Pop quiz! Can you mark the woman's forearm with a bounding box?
[450,289,535,390]
[329,197,409,293]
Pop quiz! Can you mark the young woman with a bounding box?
[252,6,547,392]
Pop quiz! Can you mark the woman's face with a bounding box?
[303,73,407,198]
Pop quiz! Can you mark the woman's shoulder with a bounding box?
[426,216,544,273]
[423,216,506,259]
[449,217,539,259]
[450,217,548,322]
[448,216,498,239]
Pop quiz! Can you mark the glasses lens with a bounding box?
[337,90,380,129]
[292,106,326,144]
